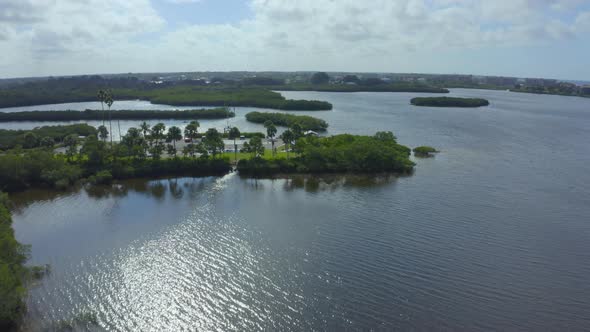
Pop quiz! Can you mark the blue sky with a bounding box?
[0,0,589,80]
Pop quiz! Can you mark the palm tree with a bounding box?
[104,90,114,146]
[151,123,166,145]
[98,125,108,142]
[266,123,277,156]
[167,126,182,149]
[183,120,199,142]
[281,129,294,159]
[140,121,150,139]
[97,90,107,127]
[228,127,241,162]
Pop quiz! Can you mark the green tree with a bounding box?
[184,121,200,142]
[81,135,108,167]
[228,127,241,161]
[23,132,39,149]
[151,123,166,145]
[245,136,265,158]
[280,129,294,159]
[291,123,303,140]
[166,144,177,158]
[140,121,150,139]
[202,128,224,158]
[40,136,54,149]
[97,90,107,127]
[97,125,108,142]
[149,142,164,160]
[103,90,114,146]
[264,122,277,156]
[167,126,182,149]
[63,134,78,161]
[310,72,330,85]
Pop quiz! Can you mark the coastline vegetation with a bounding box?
[245,112,328,131]
[0,124,97,150]
[0,192,28,329]
[410,96,490,107]
[0,108,234,122]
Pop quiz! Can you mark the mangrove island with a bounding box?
[410,97,490,107]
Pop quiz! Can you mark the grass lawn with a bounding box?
[223,147,295,163]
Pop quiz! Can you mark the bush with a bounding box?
[89,170,113,185]
[413,146,438,157]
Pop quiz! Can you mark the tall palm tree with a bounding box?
[228,127,241,162]
[140,121,151,139]
[104,91,114,146]
[183,120,199,142]
[97,90,107,127]
[281,129,294,159]
[167,126,182,149]
[265,121,277,156]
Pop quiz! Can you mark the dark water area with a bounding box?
[8,89,590,330]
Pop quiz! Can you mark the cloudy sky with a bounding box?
[1,0,589,79]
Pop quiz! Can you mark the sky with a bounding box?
[0,0,589,80]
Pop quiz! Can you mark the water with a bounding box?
[8,89,590,330]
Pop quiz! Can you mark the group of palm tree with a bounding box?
[94,90,306,161]
[97,90,114,144]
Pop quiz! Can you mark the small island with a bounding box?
[410,97,490,107]
[413,146,438,157]
[245,112,328,131]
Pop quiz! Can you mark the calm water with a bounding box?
[8,89,590,330]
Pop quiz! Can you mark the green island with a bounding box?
[413,146,438,157]
[0,108,234,122]
[245,112,328,131]
[0,77,333,111]
[410,97,490,107]
[237,132,414,176]
[276,83,449,93]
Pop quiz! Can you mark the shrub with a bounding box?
[413,146,438,157]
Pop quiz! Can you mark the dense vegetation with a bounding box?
[0,124,96,150]
[413,146,438,157]
[0,77,332,111]
[410,97,490,107]
[0,108,234,122]
[245,112,328,131]
[238,132,414,175]
[0,192,28,329]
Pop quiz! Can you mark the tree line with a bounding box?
[245,112,328,131]
[0,108,235,122]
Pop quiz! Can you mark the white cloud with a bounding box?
[0,0,589,77]
[165,0,203,3]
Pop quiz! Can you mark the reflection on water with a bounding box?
[12,175,393,331]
